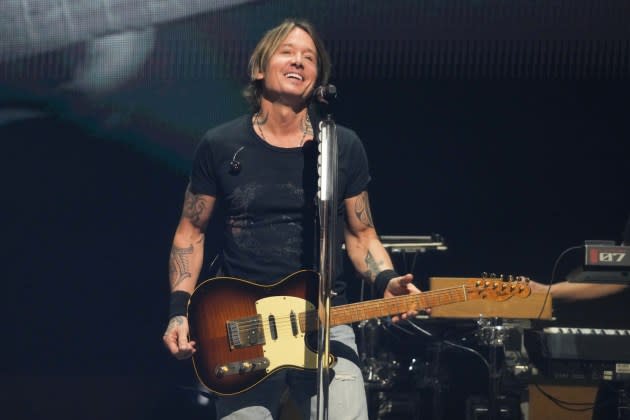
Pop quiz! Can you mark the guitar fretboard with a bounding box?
[298,285,469,332]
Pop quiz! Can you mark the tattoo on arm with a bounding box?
[183,189,207,229]
[354,191,374,228]
[362,250,384,281]
[167,315,185,329]
[170,245,193,288]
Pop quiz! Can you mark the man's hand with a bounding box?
[384,273,430,322]
[163,315,196,359]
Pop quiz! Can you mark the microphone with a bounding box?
[313,84,337,104]
[229,146,244,174]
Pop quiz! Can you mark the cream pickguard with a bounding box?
[255,295,321,372]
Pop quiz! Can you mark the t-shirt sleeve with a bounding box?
[344,131,371,199]
[189,135,217,196]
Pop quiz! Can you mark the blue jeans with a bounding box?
[215,325,368,420]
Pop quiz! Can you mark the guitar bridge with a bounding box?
[227,315,265,349]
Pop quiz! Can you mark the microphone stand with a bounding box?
[315,87,338,420]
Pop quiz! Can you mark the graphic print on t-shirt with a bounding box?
[226,180,306,265]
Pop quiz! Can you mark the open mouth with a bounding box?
[284,72,304,81]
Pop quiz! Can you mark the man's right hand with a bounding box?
[163,315,196,359]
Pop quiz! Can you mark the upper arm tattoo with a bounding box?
[183,188,208,229]
[354,191,374,228]
[169,244,193,288]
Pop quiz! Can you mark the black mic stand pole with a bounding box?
[315,86,338,420]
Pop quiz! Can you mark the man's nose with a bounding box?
[291,53,304,67]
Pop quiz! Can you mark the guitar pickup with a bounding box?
[226,315,265,349]
[215,357,270,378]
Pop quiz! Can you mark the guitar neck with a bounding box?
[299,285,470,331]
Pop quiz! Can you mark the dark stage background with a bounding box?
[1,1,629,419]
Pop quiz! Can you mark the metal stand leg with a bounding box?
[430,342,444,420]
[618,382,630,420]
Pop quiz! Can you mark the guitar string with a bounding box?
[227,286,463,329]
[226,284,525,333]
[232,289,466,335]
[218,284,528,335]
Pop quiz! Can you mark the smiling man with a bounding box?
[162,19,421,420]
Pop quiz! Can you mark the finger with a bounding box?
[398,274,413,285]
[388,276,410,294]
[178,342,197,359]
[178,333,191,352]
[176,348,195,360]
[163,334,180,355]
[406,283,422,293]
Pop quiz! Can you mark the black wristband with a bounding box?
[374,269,399,297]
[169,290,191,319]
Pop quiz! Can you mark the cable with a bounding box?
[536,245,583,320]
[386,318,417,336]
[403,318,434,337]
[406,318,491,374]
[442,339,491,375]
[533,383,594,412]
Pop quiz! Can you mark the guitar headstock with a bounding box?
[464,273,531,301]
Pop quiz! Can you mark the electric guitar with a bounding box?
[187,270,531,395]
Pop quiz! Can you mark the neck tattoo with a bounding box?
[255,112,310,147]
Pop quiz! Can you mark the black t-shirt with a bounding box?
[189,114,370,304]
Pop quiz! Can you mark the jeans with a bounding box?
[215,324,368,420]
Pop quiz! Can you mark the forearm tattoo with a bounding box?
[362,250,385,281]
[183,189,207,229]
[166,315,185,333]
[354,191,374,228]
[170,245,193,288]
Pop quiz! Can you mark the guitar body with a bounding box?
[188,270,321,396]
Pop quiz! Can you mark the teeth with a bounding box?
[285,73,303,80]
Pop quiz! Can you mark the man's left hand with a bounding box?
[384,273,430,322]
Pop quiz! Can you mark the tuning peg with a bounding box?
[508,275,514,282]
[481,272,488,279]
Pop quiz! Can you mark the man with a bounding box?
[162,19,420,419]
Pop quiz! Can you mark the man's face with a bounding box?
[256,27,318,105]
